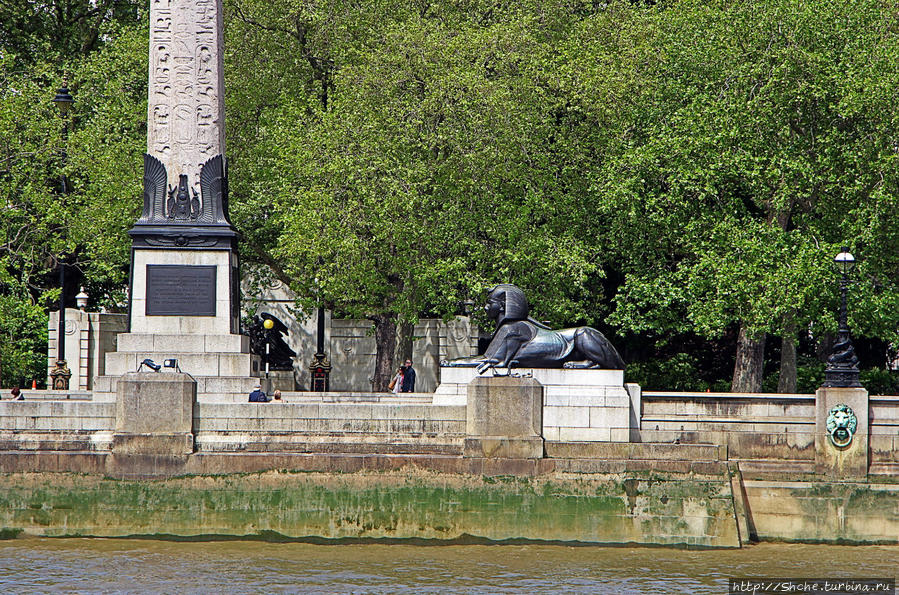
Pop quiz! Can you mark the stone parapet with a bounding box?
[0,401,114,431]
[438,367,633,443]
[639,391,817,462]
[194,401,466,452]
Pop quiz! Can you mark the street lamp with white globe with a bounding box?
[822,247,862,388]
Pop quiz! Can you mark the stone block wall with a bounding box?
[870,395,899,474]
[639,391,817,462]
[194,400,466,453]
[47,310,127,390]
[0,470,741,547]
[742,480,899,543]
[243,268,478,392]
[437,368,633,443]
[0,401,114,450]
[328,318,476,393]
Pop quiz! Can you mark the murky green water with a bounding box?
[0,539,895,594]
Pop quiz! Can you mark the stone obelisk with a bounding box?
[95,0,258,402]
[129,0,238,336]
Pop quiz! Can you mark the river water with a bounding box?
[0,539,895,594]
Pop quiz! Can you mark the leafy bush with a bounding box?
[627,353,709,391]
[860,367,898,395]
[0,292,48,388]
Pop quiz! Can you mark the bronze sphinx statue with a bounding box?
[445,284,624,374]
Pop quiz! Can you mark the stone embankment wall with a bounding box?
[0,397,466,455]
[639,391,899,475]
[0,469,740,547]
[3,388,899,473]
[2,383,899,546]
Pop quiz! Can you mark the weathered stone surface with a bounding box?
[466,376,543,438]
[147,0,224,186]
[0,469,741,547]
[110,433,194,456]
[815,387,868,479]
[463,437,544,459]
[115,372,196,434]
[544,441,722,461]
[113,372,196,455]
[743,480,899,543]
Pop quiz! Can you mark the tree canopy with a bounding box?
[3,0,899,391]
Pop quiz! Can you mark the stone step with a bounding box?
[93,375,263,401]
[115,333,249,354]
[105,352,257,377]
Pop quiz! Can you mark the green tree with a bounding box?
[0,7,146,385]
[574,0,899,391]
[227,2,613,389]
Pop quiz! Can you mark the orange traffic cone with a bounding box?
[31,379,37,389]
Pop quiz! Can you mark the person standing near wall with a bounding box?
[388,367,404,394]
[400,359,415,392]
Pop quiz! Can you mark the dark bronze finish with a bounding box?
[131,154,238,251]
[823,248,861,388]
[136,153,233,228]
[310,306,331,391]
[445,284,625,374]
[166,174,200,220]
[145,265,217,316]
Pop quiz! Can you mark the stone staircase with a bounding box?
[92,332,262,402]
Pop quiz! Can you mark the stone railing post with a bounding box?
[815,387,868,479]
[463,376,544,459]
[113,371,197,455]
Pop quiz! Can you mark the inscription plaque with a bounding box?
[146,264,216,316]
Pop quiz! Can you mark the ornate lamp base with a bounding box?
[822,365,862,388]
[50,359,72,391]
[309,352,331,392]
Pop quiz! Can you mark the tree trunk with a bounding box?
[395,320,414,368]
[816,331,835,363]
[777,314,797,393]
[731,325,765,392]
[371,313,398,392]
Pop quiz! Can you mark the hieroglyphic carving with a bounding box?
[148,0,225,200]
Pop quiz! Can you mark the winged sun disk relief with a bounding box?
[140,153,230,226]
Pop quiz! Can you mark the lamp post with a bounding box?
[309,277,331,392]
[49,82,73,391]
[822,247,862,388]
[262,317,274,380]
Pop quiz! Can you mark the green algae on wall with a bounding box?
[0,470,742,547]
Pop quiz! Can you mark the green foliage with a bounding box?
[5,0,899,391]
[0,284,48,388]
[626,353,707,391]
[859,368,899,396]
[599,0,899,343]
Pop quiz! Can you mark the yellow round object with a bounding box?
[263,318,274,330]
